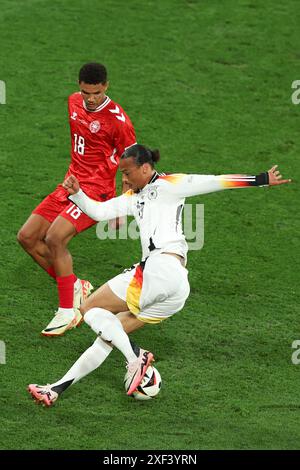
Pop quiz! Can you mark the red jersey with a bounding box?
[65,92,136,201]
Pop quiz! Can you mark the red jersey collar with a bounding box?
[82,96,111,113]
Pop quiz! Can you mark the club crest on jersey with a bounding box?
[148,186,158,200]
[89,120,101,133]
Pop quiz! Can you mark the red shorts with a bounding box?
[32,185,111,233]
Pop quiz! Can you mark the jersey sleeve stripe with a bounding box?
[158,174,186,184]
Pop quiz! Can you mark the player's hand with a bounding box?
[268,165,292,186]
[63,175,80,195]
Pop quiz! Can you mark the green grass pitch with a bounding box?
[0,0,299,450]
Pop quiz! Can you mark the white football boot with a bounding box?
[126,349,155,396]
[41,309,82,337]
[41,279,93,337]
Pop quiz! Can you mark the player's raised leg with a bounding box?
[28,335,113,406]
[81,284,154,395]
[28,286,153,406]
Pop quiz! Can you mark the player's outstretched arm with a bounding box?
[159,165,291,198]
[268,165,292,186]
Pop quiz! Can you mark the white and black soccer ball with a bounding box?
[125,365,162,400]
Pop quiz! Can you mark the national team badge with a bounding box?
[89,120,101,133]
[148,187,158,200]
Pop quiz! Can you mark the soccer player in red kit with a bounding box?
[17,63,136,336]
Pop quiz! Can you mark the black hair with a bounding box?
[78,63,107,84]
[121,144,160,169]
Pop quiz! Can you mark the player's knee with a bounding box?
[17,228,35,250]
[44,231,63,251]
[84,307,123,342]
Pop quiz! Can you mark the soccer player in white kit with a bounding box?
[28,144,291,406]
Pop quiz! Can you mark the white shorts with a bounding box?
[108,253,190,324]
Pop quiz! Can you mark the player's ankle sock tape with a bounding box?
[129,339,140,357]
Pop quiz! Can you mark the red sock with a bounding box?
[57,274,75,309]
[46,266,56,280]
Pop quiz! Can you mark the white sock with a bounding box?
[51,337,112,391]
[84,307,137,363]
[57,307,74,318]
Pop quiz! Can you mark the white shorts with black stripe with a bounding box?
[108,253,190,324]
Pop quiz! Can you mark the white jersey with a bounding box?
[69,171,267,263]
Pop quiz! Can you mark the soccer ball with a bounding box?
[125,365,162,400]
